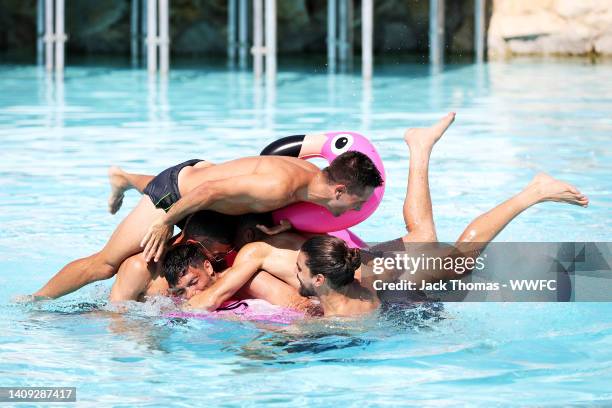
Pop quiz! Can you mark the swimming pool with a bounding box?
[1,58,611,406]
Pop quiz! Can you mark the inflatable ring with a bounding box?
[261,132,385,238]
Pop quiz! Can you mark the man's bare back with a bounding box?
[176,156,320,214]
[179,156,318,196]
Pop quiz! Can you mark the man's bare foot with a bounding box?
[108,166,131,214]
[404,112,456,151]
[527,173,589,207]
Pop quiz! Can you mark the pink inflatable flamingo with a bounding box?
[261,132,385,248]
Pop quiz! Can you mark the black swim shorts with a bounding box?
[143,159,203,212]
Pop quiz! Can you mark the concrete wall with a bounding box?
[488,0,612,58]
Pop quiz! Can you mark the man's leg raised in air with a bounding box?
[361,114,455,290]
[33,196,166,299]
[454,173,588,255]
[396,118,587,285]
[414,173,591,283]
[401,112,455,243]
[403,173,587,285]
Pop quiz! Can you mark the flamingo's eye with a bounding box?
[331,134,354,155]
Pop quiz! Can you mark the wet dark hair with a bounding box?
[300,236,361,289]
[182,210,237,244]
[233,212,273,247]
[162,243,208,287]
[323,151,383,194]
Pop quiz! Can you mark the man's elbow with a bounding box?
[234,242,268,263]
[187,293,220,312]
[203,296,221,312]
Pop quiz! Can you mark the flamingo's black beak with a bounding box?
[260,134,305,157]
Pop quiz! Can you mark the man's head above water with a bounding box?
[162,243,216,299]
[162,212,276,298]
[165,211,237,297]
[320,151,383,216]
[295,235,361,297]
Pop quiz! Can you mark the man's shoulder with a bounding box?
[261,155,320,174]
[237,241,274,258]
[263,232,305,250]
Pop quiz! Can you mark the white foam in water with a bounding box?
[103,295,179,317]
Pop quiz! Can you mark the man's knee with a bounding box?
[89,253,121,281]
[456,228,477,244]
[121,255,149,275]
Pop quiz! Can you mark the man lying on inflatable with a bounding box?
[106,130,385,316]
[32,134,383,300]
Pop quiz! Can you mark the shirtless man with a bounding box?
[33,150,383,299]
[180,113,589,316]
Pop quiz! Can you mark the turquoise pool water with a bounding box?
[1,59,611,406]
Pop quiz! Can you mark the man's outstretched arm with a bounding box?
[185,242,273,311]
